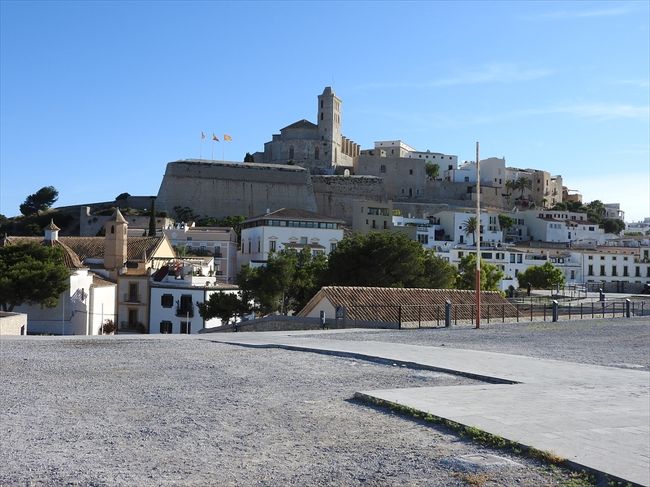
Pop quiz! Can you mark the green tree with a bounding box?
[455,254,504,291]
[461,217,477,245]
[324,232,427,288]
[425,162,440,179]
[516,261,565,290]
[516,177,532,198]
[0,243,69,311]
[504,180,516,200]
[244,152,255,162]
[236,248,325,315]
[422,251,456,288]
[115,192,131,201]
[586,200,606,224]
[498,214,515,233]
[602,218,625,235]
[19,186,59,216]
[198,292,245,325]
[148,198,157,237]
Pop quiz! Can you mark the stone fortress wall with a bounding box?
[156,160,318,219]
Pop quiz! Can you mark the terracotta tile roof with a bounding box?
[298,286,517,323]
[1,236,84,270]
[59,236,165,262]
[91,274,116,287]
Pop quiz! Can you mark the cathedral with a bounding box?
[254,87,360,174]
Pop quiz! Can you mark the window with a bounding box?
[588,265,593,276]
[510,254,515,263]
[570,270,575,280]
[177,295,194,317]
[623,267,628,277]
[248,240,251,254]
[300,236,308,244]
[128,283,139,302]
[257,240,261,252]
[380,164,386,173]
[269,240,277,252]
[612,267,617,276]
[320,112,323,120]
[314,146,319,160]
[600,265,605,276]
[330,242,337,252]
[180,321,191,334]
[161,294,173,308]
[409,169,413,175]
[517,254,523,264]
[288,146,294,159]
[383,221,387,229]
[160,321,172,334]
[635,267,641,277]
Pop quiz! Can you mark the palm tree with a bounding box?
[517,177,532,198]
[462,217,477,246]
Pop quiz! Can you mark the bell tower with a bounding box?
[317,86,343,167]
[104,208,128,270]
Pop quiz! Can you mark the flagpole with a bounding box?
[222,139,225,162]
[211,140,214,161]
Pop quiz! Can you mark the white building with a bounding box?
[2,221,117,335]
[372,140,458,169]
[433,210,504,247]
[149,259,241,334]
[521,210,612,245]
[239,208,344,267]
[444,157,506,188]
[163,222,238,283]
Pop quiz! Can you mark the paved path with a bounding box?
[201,330,650,486]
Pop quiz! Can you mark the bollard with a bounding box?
[445,300,452,327]
[552,300,559,322]
[625,299,631,318]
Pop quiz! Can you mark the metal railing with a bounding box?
[340,299,647,329]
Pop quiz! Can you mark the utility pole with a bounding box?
[475,141,481,329]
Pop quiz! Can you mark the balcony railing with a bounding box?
[176,306,194,318]
[123,293,140,303]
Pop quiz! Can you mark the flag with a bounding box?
[212,133,219,141]
[223,134,232,141]
[201,131,206,140]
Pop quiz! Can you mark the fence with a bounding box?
[343,299,647,329]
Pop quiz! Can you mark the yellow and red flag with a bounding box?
[223,134,232,141]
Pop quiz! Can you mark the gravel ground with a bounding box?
[0,337,586,486]
[312,317,650,371]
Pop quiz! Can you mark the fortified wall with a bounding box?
[156,160,318,218]
[311,175,386,223]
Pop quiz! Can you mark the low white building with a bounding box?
[239,208,344,267]
[521,210,612,245]
[433,210,504,247]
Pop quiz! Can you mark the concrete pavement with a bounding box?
[201,330,650,486]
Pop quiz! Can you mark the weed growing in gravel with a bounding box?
[454,472,491,486]
[355,393,600,486]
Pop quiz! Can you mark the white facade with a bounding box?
[149,284,240,334]
[445,157,505,187]
[372,140,458,170]
[433,210,504,246]
[239,209,344,267]
[521,210,611,245]
[163,223,238,283]
[15,269,116,336]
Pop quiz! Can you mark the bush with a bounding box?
[100,319,117,334]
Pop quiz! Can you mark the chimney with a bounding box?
[44,219,60,244]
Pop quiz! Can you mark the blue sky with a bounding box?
[1,0,649,221]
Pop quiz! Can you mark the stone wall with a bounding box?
[311,175,386,224]
[202,315,398,333]
[0,312,27,335]
[156,160,318,218]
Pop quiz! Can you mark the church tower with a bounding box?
[317,86,343,167]
[104,208,128,271]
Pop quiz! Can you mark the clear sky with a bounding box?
[1,0,649,221]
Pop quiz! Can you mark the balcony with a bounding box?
[123,293,140,303]
[176,306,194,318]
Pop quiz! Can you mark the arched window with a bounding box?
[289,146,294,159]
[111,225,114,234]
[314,146,319,160]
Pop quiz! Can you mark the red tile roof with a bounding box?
[298,286,517,323]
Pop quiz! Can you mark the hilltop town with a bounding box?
[1,87,649,337]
